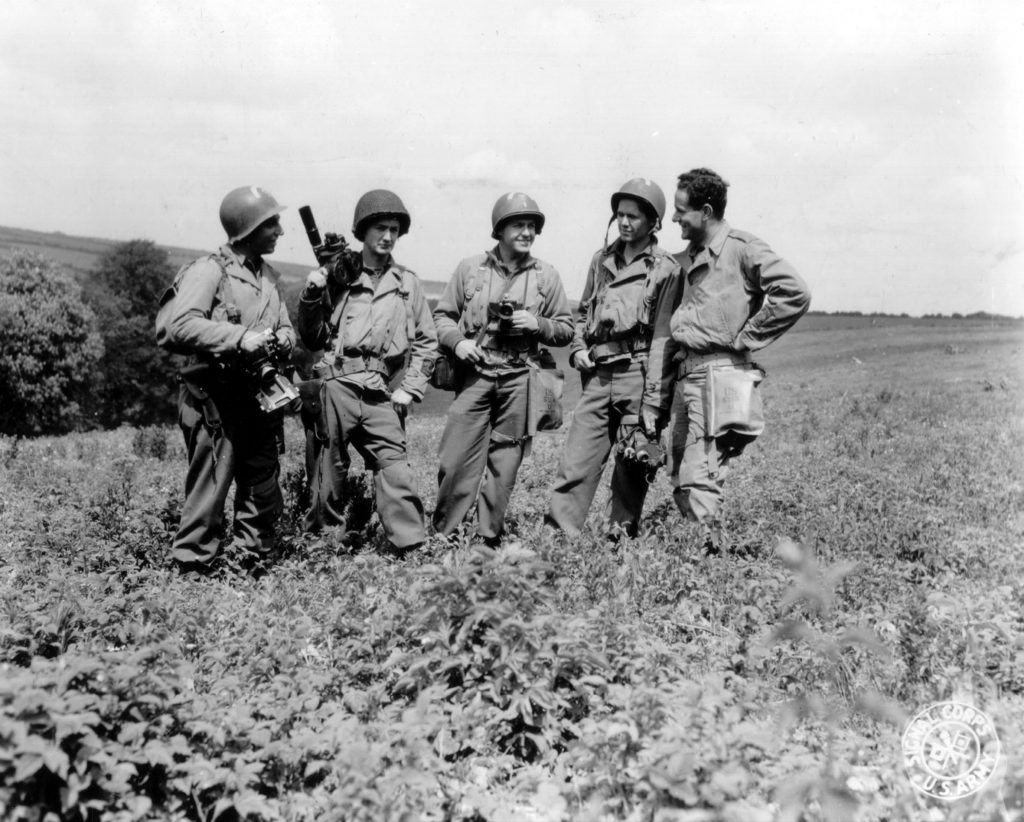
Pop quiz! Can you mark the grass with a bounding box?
[1,316,1022,821]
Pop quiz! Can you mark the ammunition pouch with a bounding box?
[480,331,538,362]
[588,336,650,364]
[314,352,406,383]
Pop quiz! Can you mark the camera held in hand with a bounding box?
[497,297,517,331]
[321,234,363,286]
[246,337,299,414]
[298,205,362,287]
[616,415,667,481]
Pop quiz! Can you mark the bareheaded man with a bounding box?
[644,168,811,552]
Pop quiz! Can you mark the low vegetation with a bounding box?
[1,319,1022,820]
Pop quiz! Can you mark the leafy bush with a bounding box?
[393,544,608,764]
[0,251,103,435]
[2,321,1024,820]
[81,240,181,428]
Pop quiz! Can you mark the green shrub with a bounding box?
[0,251,103,436]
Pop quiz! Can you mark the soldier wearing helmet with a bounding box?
[432,192,572,544]
[545,178,680,539]
[162,186,296,574]
[297,189,437,552]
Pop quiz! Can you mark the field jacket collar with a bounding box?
[485,246,537,279]
[683,222,730,276]
[219,244,280,283]
[600,237,657,280]
[351,256,402,294]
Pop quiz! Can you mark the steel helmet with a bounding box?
[490,192,545,239]
[352,190,411,240]
[219,186,286,243]
[611,178,666,230]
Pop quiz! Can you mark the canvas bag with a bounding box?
[527,348,564,434]
[704,364,766,442]
[155,252,234,355]
[429,352,461,391]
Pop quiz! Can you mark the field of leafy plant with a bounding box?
[1,318,1022,821]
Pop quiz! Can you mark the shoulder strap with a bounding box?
[458,262,488,341]
[204,250,235,314]
[329,288,354,361]
[401,270,416,351]
[463,263,484,310]
[378,267,415,354]
[168,252,235,312]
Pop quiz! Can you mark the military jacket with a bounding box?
[433,248,573,375]
[297,260,437,398]
[164,244,295,357]
[570,238,679,364]
[645,221,811,410]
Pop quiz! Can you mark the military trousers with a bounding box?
[546,358,651,536]
[172,384,282,566]
[668,372,737,546]
[304,379,426,549]
[433,369,530,540]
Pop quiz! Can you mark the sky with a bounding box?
[1,0,1021,316]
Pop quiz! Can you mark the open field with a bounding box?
[419,314,1024,419]
[2,318,1023,820]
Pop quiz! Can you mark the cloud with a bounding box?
[1,0,1020,314]
[433,150,546,190]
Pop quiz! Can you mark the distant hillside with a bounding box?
[4,225,1017,322]
[0,225,449,303]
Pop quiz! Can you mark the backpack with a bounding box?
[155,252,234,356]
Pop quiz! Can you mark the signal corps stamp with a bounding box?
[902,701,1000,800]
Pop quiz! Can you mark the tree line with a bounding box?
[2,243,1018,437]
[0,243,185,436]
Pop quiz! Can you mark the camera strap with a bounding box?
[491,266,532,343]
[204,249,243,325]
[255,266,276,322]
[499,265,530,306]
[482,265,530,328]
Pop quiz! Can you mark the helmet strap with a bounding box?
[605,215,659,254]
